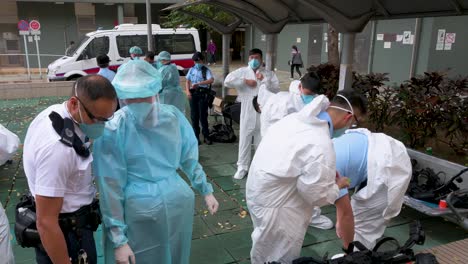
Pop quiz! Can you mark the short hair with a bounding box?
[249,48,263,58]
[96,55,110,68]
[300,71,322,94]
[74,75,117,102]
[192,51,204,61]
[70,41,75,45]
[146,51,155,60]
[331,89,368,115]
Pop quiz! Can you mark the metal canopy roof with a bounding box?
[164,0,468,33]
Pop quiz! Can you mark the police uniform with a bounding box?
[23,102,98,264]
[186,65,213,141]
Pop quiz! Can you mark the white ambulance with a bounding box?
[47,24,200,81]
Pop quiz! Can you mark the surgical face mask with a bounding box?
[248,59,260,70]
[77,104,105,139]
[156,61,164,69]
[127,102,155,125]
[195,63,202,70]
[301,94,316,105]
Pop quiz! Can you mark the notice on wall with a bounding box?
[437,29,446,43]
[402,31,412,44]
[384,42,391,49]
[28,36,33,42]
[445,33,456,44]
[444,43,452,50]
[436,29,446,50]
[410,35,415,44]
[396,35,403,42]
[261,34,266,41]
[296,37,301,43]
[376,34,384,41]
[324,33,328,41]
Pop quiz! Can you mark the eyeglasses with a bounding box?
[75,96,113,122]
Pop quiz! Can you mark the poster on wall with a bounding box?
[376,34,384,41]
[384,42,391,49]
[402,31,412,44]
[396,35,403,42]
[436,29,446,50]
[444,33,456,50]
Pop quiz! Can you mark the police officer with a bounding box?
[23,75,117,264]
[185,51,215,145]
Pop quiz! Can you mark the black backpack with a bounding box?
[201,65,216,108]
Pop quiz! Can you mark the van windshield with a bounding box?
[66,36,89,56]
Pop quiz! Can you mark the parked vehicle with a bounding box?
[47,24,200,81]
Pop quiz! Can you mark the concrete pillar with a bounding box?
[265,34,278,71]
[338,33,356,91]
[117,4,124,25]
[146,0,153,51]
[409,18,422,78]
[222,33,231,98]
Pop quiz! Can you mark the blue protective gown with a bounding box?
[158,63,187,112]
[93,103,213,264]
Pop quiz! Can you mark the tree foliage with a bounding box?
[163,3,236,30]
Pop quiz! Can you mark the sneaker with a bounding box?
[233,169,247,180]
[309,215,334,229]
[207,63,211,66]
[289,77,294,80]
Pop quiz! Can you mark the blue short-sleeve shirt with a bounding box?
[186,66,213,89]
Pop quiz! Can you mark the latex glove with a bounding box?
[115,244,136,264]
[256,72,264,81]
[204,194,219,215]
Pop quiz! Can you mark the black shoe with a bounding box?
[204,138,213,145]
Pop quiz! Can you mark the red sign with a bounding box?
[18,20,29,31]
[29,20,41,31]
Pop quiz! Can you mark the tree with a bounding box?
[163,4,236,30]
[327,24,340,66]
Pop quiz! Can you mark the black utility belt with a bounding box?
[190,87,211,94]
[15,195,101,248]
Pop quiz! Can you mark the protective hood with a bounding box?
[112,60,162,99]
[296,95,330,124]
[289,80,301,95]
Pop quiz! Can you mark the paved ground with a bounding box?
[0,78,467,263]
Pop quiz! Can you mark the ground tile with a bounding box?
[202,208,253,236]
[190,236,235,264]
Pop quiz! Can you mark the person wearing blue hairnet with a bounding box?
[129,46,143,60]
[155,51,187,112]
[93,59,219,264]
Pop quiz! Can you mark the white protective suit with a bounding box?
[260,91,304,137]
[224,66,280,171]
[0,202,14,264]
[289,80,301,94]
[246,95,339,264]
[0,124,20,165]
[349,128,412,249]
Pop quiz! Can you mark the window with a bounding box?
[84,36,109,59]
[155,34,195,54]
[116,35,148,57]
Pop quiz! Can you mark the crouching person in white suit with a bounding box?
[332,128,412,250]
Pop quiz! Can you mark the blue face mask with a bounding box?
[248,59,260,69]
[301,94,316,105]
[195,63,203,70]
[77,107,105,139]
[127,102,155,125]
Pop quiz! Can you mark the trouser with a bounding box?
[351,191,387,249]
[0,203,14,264]
[290,64,301,78]
[190,92,210,139]
[249,204,314,264]
[35,227,97,264]
[237,98,261,171]
[209,53,216,63]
